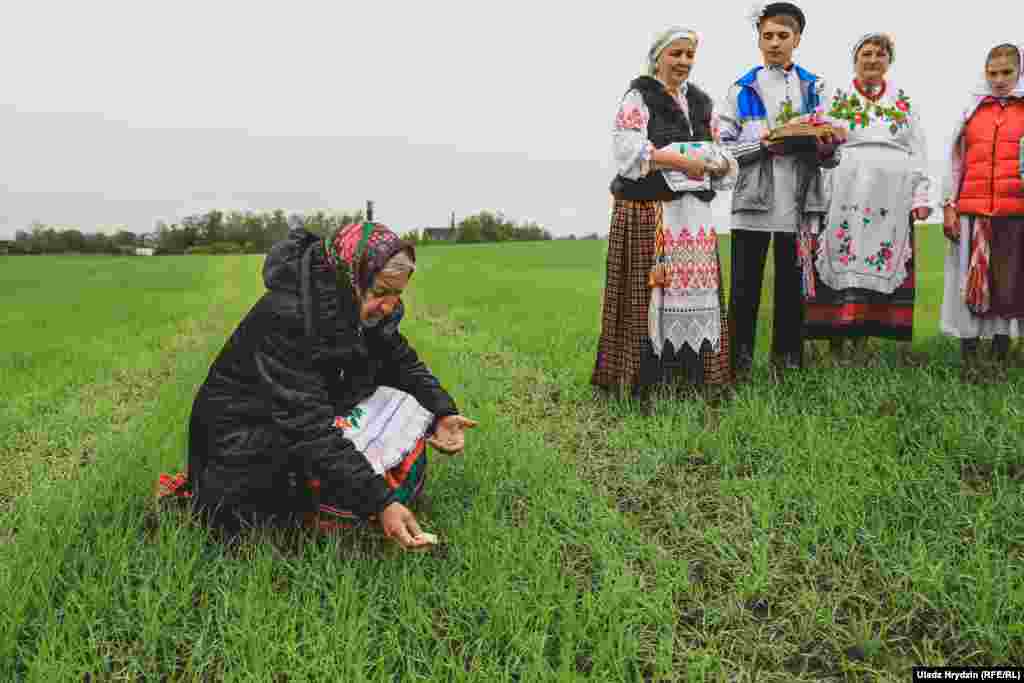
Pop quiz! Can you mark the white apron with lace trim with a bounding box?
[648,196,722,356]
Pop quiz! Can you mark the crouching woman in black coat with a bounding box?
[158,221,476,550]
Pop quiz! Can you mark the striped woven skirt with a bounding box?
[803,217,916,341]
[592,197,731,393]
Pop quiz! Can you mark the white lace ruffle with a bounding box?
[650,295,721,356]
[648,195,723,356]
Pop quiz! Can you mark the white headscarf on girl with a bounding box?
[646,27,699,77]
[968,43,1024,98]
[942,44,1024,204]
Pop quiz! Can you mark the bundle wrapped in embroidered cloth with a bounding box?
[660,141,727,192]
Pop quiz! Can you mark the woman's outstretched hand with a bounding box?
[427,415,478,454]
[380,502,432,550]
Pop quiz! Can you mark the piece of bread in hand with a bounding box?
[405,532,439,552]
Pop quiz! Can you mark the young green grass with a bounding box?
[0,254,673,681]
[404,227,1023,675]
[0,256,249,507]
[1,228,1020,681]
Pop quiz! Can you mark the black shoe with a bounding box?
[961,338,979,361]
[992,334,1010,363]
[960,339,980,383]
[630,385,655,414]
[772,351,802,371]
[735,347,754,376]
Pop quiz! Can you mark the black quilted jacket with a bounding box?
[187,228,457,524]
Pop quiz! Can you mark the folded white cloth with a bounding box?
[334,387,435,475]
[660,141,726,192]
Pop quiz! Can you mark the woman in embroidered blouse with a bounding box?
[592,27,738,402]
[801,33,932,357]
[940,43,1024,380]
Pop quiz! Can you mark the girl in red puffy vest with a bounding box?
[941,43,1024,380]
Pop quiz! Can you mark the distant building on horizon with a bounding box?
[421,210,458,242]
[421,227,456,241]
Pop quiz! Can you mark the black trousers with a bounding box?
[729,229,804,365]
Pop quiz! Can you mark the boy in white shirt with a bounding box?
[718,1,840,374]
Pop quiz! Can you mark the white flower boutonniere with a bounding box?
[746,1,769,31]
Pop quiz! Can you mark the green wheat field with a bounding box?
[1,226,1021,682]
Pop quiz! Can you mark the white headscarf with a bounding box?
[969,43,1024,98]
[646,27,699,77]
[851,32,895,66]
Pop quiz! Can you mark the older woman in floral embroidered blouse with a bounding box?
[801,32,932,356]
[592,27,738,402]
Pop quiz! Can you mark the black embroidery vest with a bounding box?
[610,76,716,203]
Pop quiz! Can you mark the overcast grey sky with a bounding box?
[1,0,1020,239]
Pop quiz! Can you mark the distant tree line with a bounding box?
[4,208,553,255]
[557,232,602,240]
[400,210,552,245]
[153,209,367,255]
[7,222,146,255]
[4,209,365,255]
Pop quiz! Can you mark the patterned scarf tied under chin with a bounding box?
[322,221,404,296]
[964,217,992,314]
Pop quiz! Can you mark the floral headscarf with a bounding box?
[322,221,414,296]
[646,27,700,76]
